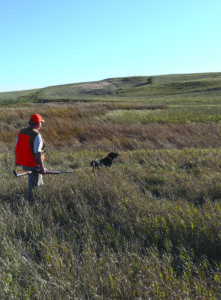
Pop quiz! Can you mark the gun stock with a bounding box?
[13,170,32,177]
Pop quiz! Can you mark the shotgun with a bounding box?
[13,169,73,177]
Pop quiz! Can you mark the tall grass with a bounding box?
[1,102,221,151]
[0,100,221,298]
[1,146,221,299]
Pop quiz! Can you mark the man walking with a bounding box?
[15,114,47,204]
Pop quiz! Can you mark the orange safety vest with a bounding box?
[16,127,42,167]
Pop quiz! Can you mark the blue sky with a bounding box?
[0,0,221,92]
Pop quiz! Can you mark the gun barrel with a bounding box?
[13,170,74,177]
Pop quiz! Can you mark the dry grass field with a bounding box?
[0,74,221,299]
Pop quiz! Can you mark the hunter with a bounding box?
[15,114,47,204]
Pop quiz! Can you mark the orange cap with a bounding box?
[29,114,45,123]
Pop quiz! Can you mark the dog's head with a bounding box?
[107,152,119,160]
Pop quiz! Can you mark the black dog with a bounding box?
[90,152,119,172]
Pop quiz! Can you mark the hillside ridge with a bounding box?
[1,72,221,104]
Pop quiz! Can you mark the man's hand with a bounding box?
[40,167,47,175]
[34,152,47,175]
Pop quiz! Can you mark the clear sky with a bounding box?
[0,0,221,92]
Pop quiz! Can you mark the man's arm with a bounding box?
[33,133,47,175]
[34,152,47,175]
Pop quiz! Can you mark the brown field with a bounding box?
[1,102,221,151]
[0,75,221,299]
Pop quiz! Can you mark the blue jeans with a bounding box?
[23,166,43,204]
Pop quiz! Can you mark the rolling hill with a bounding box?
[1,72,221,298]
[0,72,221,105]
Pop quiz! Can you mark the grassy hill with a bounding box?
[0,72,221,299]
[1,72,221,105]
